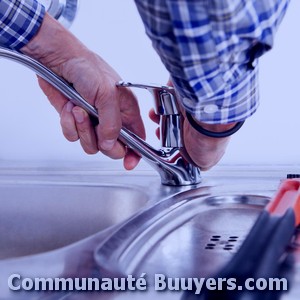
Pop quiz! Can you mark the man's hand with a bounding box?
[182,118,233,170]
[21,14,145,170]
[149,109,232,170]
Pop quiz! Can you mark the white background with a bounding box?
[0,0,299,167]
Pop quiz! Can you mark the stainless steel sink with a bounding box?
[0,163,299,300]
[0,182,148,259]
[95,193,270,279]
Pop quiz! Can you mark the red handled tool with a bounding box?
[266,179,300,226]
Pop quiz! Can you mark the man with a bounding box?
[0,0,290,170]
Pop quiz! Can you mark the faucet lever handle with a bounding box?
[117,81,180,115]
[117,81,183,148]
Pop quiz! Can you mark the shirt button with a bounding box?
[182,97,192,105]
[203,104,219,114]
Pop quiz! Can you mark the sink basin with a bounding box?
[0,182,148,259]
[95,193,271,278]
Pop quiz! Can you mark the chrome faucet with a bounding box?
[0,47,201,186]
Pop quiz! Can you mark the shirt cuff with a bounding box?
[0,0,45,50]
[172,64,260,125]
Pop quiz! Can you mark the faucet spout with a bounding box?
[0,47,201,186]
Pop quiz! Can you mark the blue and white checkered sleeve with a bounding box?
[0,0,45,50]
[135,0,290,124]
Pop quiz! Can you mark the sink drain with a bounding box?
[205,235,241,251]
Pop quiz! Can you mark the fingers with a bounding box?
[60,103,98,155]
[119,87,146,141]
[96,90,122,152]
[38,76,68,113]
[100,140,126,160]
[95,97,127,160]
[149,109,160,139]
[149,109,160,124]
[39,75,98,155]
[60,102,78,141]
[72,106,98,154]
[39,74,126,158]
[116,87,146,169]
[123,149,141,170]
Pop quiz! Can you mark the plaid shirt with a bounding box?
[135,0,290,124]
[0,0,290,124]
[0,0,44,50]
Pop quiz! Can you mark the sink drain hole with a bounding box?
[205,235,240,251]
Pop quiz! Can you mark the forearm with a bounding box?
[21,13,89,72]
